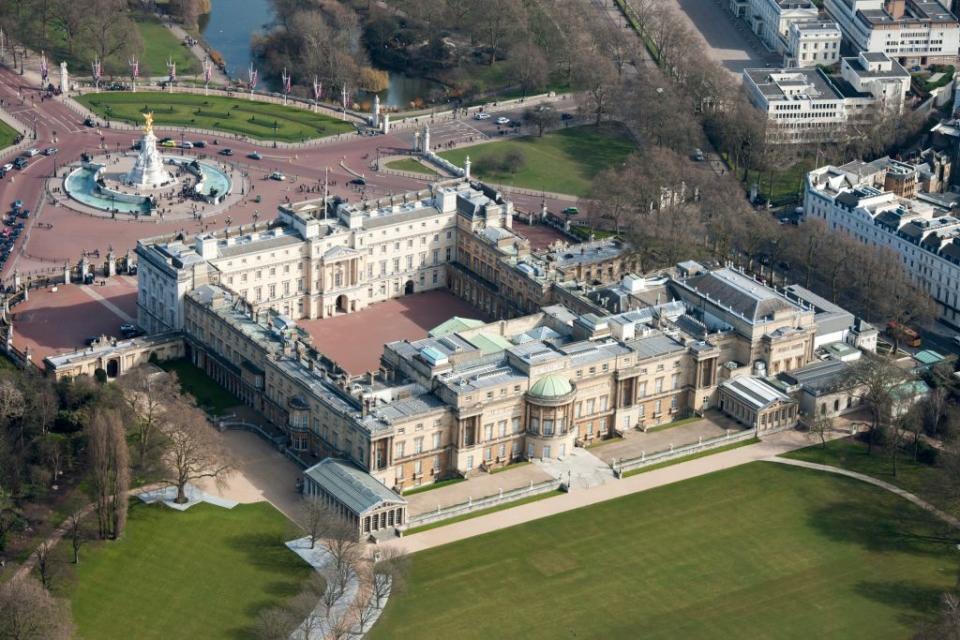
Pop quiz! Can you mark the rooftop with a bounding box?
[304,458,406,515]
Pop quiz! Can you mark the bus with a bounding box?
[886,321,921,348]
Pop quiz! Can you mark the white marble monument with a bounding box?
[125,112,175,189]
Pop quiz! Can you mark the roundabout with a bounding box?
[59,112,238,220]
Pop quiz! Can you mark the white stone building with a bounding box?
[743,52,910,143]
[824,0,960,65]
[805,160,960,326]
[729,0,820,53]
[136,180,511,333]
[786,20,844,68]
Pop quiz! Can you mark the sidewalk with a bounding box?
[163,20,231,85]
[382,429,824,554]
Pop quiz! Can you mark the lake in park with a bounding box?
[198,0,445,107]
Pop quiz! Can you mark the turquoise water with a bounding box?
[64,166,152,214]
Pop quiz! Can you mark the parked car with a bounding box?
[474,112,491,120]
[13,158,28,169]
[43,147,58,156]
[193,140,207,148]
[160,139,177,147]
[83,117,96,127]
[247,151,262,160]
[11,200,22,210]
[18,209,30,219]
[1,164,13,173]
[270,171,286,181]
[180,141,193,149]
[496,117,510,125]
[692,148,705,161]
[23,148,39,157]
[219,148,234,156]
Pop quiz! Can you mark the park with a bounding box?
[76,92,356,142]
[370,462,958,639]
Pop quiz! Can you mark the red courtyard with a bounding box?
[299,290,487,375]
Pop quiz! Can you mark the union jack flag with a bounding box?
[313,77,322,101]
[282,68,291,95]
[248,65,258,90]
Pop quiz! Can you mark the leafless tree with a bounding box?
[33,542,54,590]
[303,497,329,550]
[160,399,231,504]
[851,356,911,456]
[0,577,73,640]
[119,367,178,470]
[87,409,130,539]
[372,546,410,607]
[351,571,377,634]
[808,414,834,449]
[67,510,86,564]
[914,592,960,639]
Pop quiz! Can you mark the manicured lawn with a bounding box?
[783,436,959,515]
[371,463,958,639]
[0,119,19,151]
[69,501,311,640]
[76,92,355,142]
[159,358,239,415]
[405,490,564,536]
[385,157,438,175]
[439,124,636,197]
[135,18,199,76]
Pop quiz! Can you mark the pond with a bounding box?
[198,0,273,80]
[198,0,446,106]
[357,73,447,109]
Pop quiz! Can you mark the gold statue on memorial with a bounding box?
[142,111,154,135]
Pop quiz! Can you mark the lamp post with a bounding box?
[273,120,278,149]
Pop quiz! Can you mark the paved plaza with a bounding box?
[406,462,553,517]
[9,275,137,362]
[589,412,751,465]
[666,0,780,75]
[299,290,488,375]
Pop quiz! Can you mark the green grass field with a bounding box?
[69,502,311,640]
[783,436,959,515]
[159,358,239,415]
[370,463,958,639]
[385,157,438,175]
[439,124,636,197]
[76,92,355,142]
[135,18,199,76]
[0,119,19,151]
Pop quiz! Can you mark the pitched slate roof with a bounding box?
[304,459,406,516]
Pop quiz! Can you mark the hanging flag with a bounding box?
[282,68,291,96]
[203,60,212,84]
[248,65,258,91]
[92,58,102,83]
[312,77,322,102]
[167,58,176,82]
[40,52,48,83]
[341,84,347,109]
[129,56,139,80]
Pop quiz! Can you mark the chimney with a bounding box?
[885,0,905,19]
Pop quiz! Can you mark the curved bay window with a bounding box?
[525,374,576,460]
[287,396,310,452]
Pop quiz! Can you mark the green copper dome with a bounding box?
[528,374,573,398]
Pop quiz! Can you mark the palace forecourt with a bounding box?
[43,178,887,540]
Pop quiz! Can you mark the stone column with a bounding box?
[107,250,116,277]
[464,156,471,180]
[59,61,69,93]
[413,130,420,152]
[79,257,89,280]
[63,262,70,284]
[422,126,431,153]
[371,94,380,128]
[12,270,20,290]
[381,113,390,134]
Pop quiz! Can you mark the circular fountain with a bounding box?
[61,112,236,219]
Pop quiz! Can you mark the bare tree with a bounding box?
[87,409,130,540]
[372,546,410,608]
[914,592,960,640]
[0,577,73,640]
[851,356,910,456]
[351,572,377,635]
[160,399,231,504]
[66,510,86,564]
[33,542,54,590]
[303,497,330,550]
[119,367,178,470]
[808,414,834,449]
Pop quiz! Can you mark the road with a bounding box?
[0,66,578,282]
